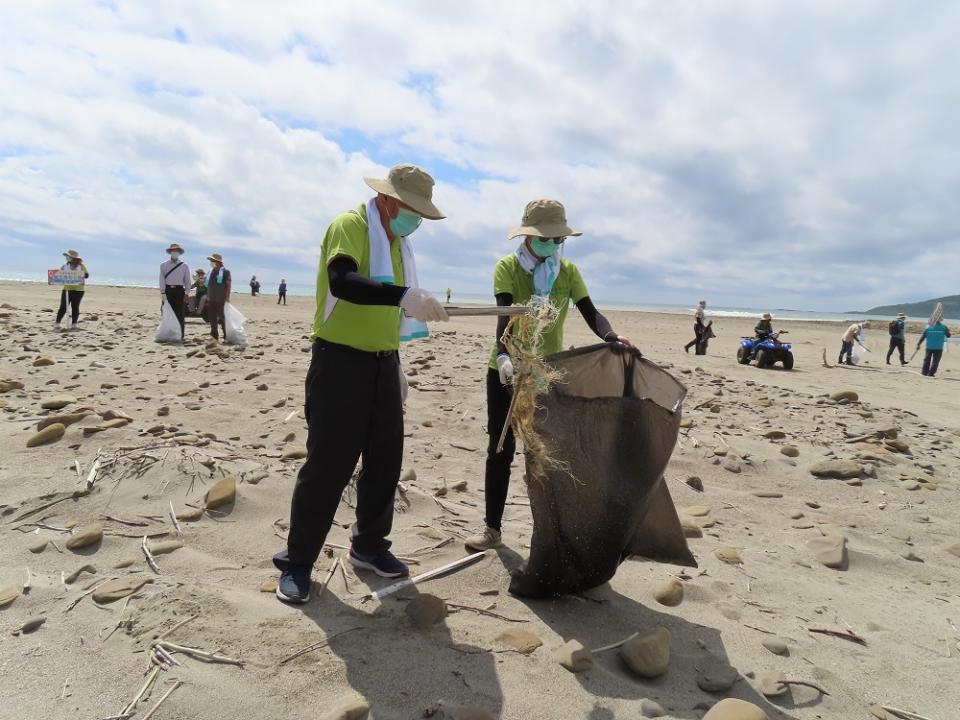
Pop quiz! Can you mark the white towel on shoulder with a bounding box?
[323,198,428,342]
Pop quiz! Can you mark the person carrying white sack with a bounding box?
[272,163,448,604]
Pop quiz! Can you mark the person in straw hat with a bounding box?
[886,312,908,366]
[54,249,89,330]
[273,163,449,604]
[754,312,774,339]
[159,243,190,340]
[205,254,232,340]
[464,198,633,552]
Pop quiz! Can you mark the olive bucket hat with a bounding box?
[364,163,445,219]
[507,198,583,239]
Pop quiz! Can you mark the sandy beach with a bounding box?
[1,279,959,720]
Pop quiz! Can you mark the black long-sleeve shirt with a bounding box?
[494,292,616,356]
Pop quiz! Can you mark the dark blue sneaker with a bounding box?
[276,566,311,604]
[348,547,409,578]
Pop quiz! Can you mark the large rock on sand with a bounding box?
[809,460,861,479]
[204,475,236,509]
[620,628,671,678]
[27,423,66,447]
[703,698,768,720]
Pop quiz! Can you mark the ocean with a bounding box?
[3,274,956,325]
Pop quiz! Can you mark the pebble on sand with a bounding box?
[681,519,704,538]
[149,539,184,556]
[757,670,789,697]
[830,390,859,402]
[653,578,684,607]
[175,507,204,521]
[33,356,56,367]
[639,699,666,718]
[496,628,542,654]
[0,586,20,608]
[319,695,370,720]
[685,505,711,517]
[685,476,704,492]
[282,448,308,460]
[40,393,76,409]
[809,459,862,479]
[65,523,103,551]
[780,445,800,457]
[696,660,740,693]
[761,637,789,656]
[946,543,960,559]
[714,546,742,564]
[620,627,671,678]
[37,411,92,431]
[28,538,49,553]
[703,698,768,720]
[259,578,279,593]
[555,639,594,673]
[204,475,236,509]
[27,423,66,447]
[405,594,448,630]
[807,535,848,569]
[92,576,151,604]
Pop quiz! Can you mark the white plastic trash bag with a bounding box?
[851,343,867,365]
[223,303,248,346]
[154,301,182,343]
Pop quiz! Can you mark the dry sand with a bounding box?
[1,279,958,720]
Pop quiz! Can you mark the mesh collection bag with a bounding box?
[509,343,697,597]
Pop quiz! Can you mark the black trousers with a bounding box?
[484,368,516,531]
[164,286,186,338]
[56,289,84,324]
[207,299,225,340]
[922,349,943,377]
[278,291,286,305]
[839,340,854,364]
[274,340,403,571]
[887,337,905,364]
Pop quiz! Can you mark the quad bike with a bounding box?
[737,331,794,370]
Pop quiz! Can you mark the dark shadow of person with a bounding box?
[514,571,804,720]
[295,577,503,720]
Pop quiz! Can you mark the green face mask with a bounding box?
[529,238,560,258]
[389,208,422,237]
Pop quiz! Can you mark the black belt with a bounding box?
[315,338,397,359]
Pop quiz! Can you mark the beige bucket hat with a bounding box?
[165,243,185,254]
[897,312,907,318]
[761,312,772,320]
[364,164,445,219]
[507,198,582,239]
[207,253,224,264]
[63,249,82,261]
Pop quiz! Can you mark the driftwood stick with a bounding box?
[141,536,161,574]
[496,387,520,454]
[120,665,160,717]
[807,625,866,645]
[881,706,935,720]
[168,501,182,534]
[157,615,198,641]
[444,306,531,317]
[316,557,339,601]
[140,679,182,720]
[279,626,362,665]
[155,641,243,667]
[594,632,639,654]
[446,602,526,623]
[362,552,485,603]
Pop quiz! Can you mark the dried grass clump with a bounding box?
[502,300,568,481]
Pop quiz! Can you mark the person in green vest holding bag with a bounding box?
[465,199,633,552]
[273,164,449,604]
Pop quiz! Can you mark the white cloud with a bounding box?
[0,1,958,309]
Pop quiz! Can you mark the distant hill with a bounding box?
[862,294,960,319]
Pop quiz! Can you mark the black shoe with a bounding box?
[276,566,311,604]
[349,547,409,578]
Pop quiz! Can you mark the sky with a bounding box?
[1,1,958,311]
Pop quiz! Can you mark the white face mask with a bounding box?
[169,252,181,260]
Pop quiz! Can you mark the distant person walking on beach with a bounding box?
[54,249,89,330]
[755,312,774,338]
[277,279,287,305]
[159,243,190,340]
[446,287,452,303]
[839,322,866,365]
[465,198,633,554]
[207,254,232,341]
[917,319,951,377]
[684,300,711,354]
[250,276,260,296]
[886,313,907,366]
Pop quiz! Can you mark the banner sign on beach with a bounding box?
[930,302,944,326]
[48,269,86,286]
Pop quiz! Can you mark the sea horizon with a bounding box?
[2,274,955,325]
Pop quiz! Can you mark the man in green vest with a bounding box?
[273,164,448,604]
